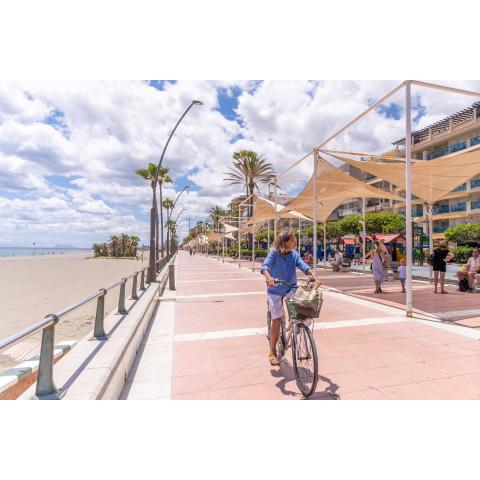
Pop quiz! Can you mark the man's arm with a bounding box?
[260,250,276,287]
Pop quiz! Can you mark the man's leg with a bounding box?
[467,271,475,289]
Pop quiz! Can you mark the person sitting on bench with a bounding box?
[456,248,480,292]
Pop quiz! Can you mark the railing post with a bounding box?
[146,267,151,283]
[131,272,139,300]
[93,289,108,340]
[169,263,176,290]
[35,315,65,399]
[118,279,127,314]
[140,269,146,290]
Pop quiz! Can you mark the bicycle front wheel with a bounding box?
[292,322,318,397]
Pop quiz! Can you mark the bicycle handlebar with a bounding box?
[273,277,315,289]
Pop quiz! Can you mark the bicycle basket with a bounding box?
[286,287,323,320]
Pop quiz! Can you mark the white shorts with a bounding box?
[267,291,294,319]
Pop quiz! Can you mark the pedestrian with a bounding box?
[398,258,406,293]
[432,241,454,294]
[193,246,196,256]
[383,245,392,281]
[332,249,343,272]
[455,248,480,292]
[372,241,385,293]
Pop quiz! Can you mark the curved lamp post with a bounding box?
[166,186,190,255]
[148,100,203,282]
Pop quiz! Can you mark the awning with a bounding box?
[245,195,311,226]
[341,237,355,245]
[324,144,480,205]
[374,234,406,243]
[283,154,402,222]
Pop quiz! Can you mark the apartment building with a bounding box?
[332,101,480,241]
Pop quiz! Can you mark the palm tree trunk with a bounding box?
[149,185,157,281]
[159,181,164,258]
[166,207,170,255]
[248,183,254,250]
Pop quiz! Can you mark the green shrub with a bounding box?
[450,246,473,264]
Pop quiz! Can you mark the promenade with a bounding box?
[121,251,480,400]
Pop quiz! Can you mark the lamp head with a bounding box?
[192,100,203,106]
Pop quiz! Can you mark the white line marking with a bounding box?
[173,316,410,343]
[177,278,263,283]
[170,291,266,300]
[414,319,480,341]
[432,308,480,319]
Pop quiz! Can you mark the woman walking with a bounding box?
[432,241,454,294]
[372,241,385,293]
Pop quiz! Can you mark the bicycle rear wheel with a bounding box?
[292,322,318,397]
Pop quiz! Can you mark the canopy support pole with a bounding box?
[238,206,241,268]
[298,220,301,253]
[252,233,255,272]
[267,219,270,251]
[222,232,225,263]
[428,205,433,283]
[362,197,366,275]
[405,80,413,317]
[312,151,318,276]
[323,222,327,270]
[274,177,278,241]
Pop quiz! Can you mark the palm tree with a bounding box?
[162,197,174,254]
[135,163,158,273]
[224,150,275,247]
[209,205,226,230]
[157,167,172,258]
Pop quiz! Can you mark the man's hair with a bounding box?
[275,228,295,255]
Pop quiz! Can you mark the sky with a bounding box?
[1,79,479,247]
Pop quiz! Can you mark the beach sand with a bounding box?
[0,253,149,370]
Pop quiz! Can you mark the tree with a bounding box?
[339,214,362,235]
[135,163,158,274]
[209,205,226,230]
[365,212,405,235]
[162,198,174,254]
[445,223,480,244]
[224,150,275,247]
[157,167,172,258]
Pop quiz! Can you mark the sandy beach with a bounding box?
[0,253,149,370]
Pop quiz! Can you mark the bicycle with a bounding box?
[266,278,322,398]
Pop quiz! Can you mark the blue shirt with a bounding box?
[260,249,311,296]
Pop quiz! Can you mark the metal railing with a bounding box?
[0,250,176,399]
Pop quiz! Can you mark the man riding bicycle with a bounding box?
[260,229,318,366]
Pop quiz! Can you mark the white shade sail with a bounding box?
[325,144,480,205]
[284,153,402,222]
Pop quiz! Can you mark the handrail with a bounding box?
[0,249,177,399]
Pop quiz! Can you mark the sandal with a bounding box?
[268,352,280,366]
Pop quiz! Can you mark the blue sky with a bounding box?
[0,80,478,247]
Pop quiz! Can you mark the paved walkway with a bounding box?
[121,251,480,400]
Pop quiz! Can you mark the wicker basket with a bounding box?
[286,289,323,320]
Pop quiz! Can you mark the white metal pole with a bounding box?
[298,220,301,253]
[323,222,327,269]
[238,205,241,268]
[312,150,318,276]
[267,219,270,251]
[362,197,366,275]
[222,231,225,263]
[405,80,413,317]
[252,229,255,271]
[274,177,278,241]
[428,205,433,283]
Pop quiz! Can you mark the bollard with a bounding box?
[169,263,176,290]
[35,315,65,399]
[118,279,127,314]
[131,272,139,300]
[140,270,146,290]
[93,289,108,340]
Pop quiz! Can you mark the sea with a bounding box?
[0,247,92,258]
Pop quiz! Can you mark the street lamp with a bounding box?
[165,186,190,255]
[147,100,203,282]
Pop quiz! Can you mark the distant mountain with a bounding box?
[53,244,78,248]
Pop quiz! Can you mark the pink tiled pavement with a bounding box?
[165,252,480,400]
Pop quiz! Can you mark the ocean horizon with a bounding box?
[0,247,92,257]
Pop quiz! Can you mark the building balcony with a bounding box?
[471,179,480,189]
[432,202,467,215]
[429,141,467,160]
[433,225,448,233]
[471,200,480,210]
[471,135,480,147]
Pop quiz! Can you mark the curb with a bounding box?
[0,341,76,400]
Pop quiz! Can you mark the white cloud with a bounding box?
[1,79,479,245]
